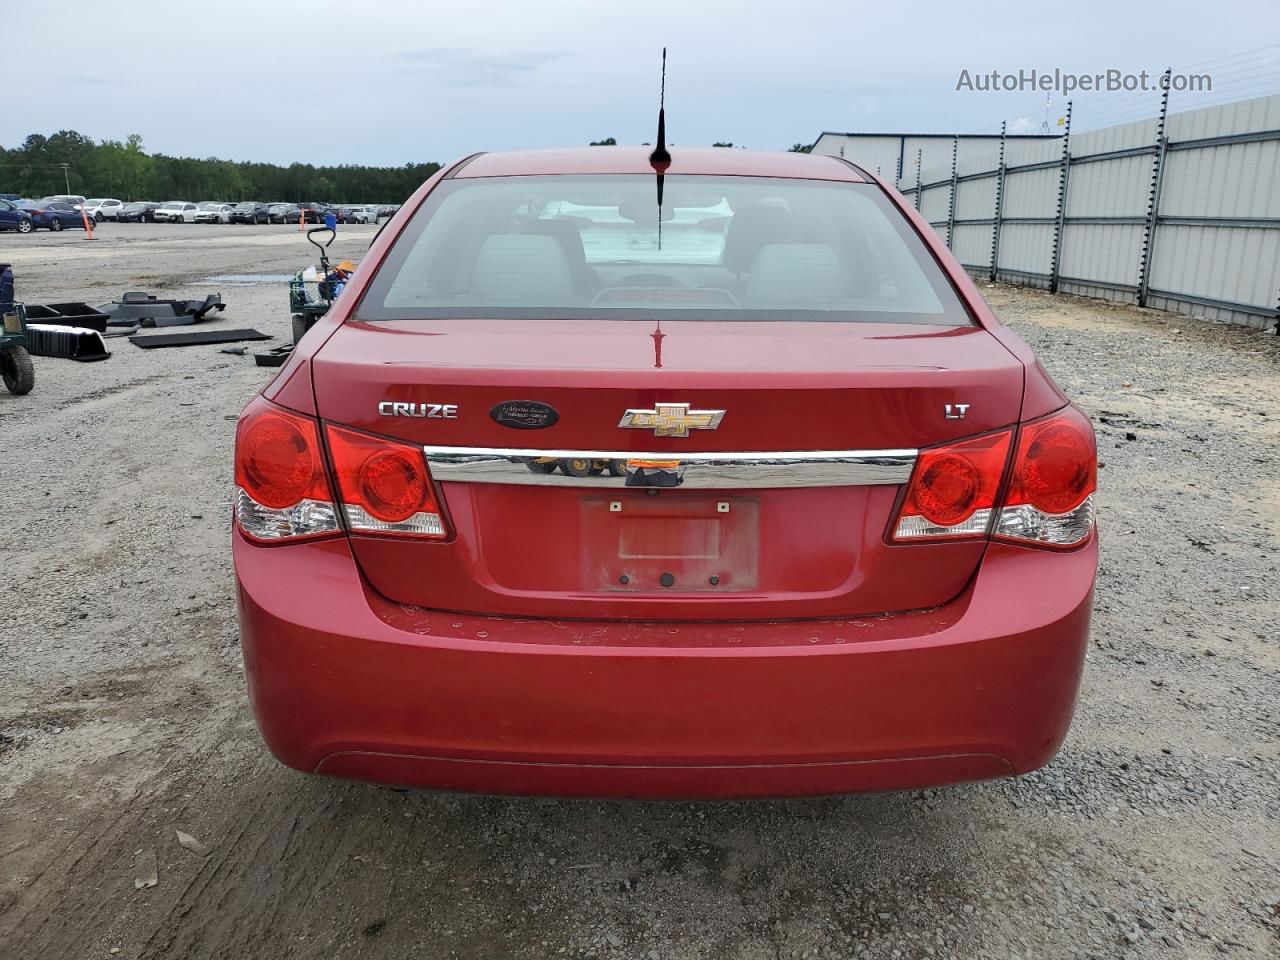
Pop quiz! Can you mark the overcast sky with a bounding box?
[6,0,1277,167]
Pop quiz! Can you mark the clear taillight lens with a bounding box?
[325,425,449,539]
[996,407,1097,548]
[892,431,1013,541]
[233,399,340,543]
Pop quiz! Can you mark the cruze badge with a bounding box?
[618,402,725,438]
[378,401,458,419]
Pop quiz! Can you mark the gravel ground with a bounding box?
[0,224,1277,960]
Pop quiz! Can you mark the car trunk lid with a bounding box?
[311,317,1024,620]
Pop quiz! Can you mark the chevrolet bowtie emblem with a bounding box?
[618,402,726,438]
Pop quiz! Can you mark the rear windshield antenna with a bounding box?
[649,48,671,248]
[649,48,671,173]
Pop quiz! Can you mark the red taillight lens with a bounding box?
[238,414,320,508]
[913,453,981,526]
[996,407,1096,547]
[359,450,427,522]
[325,425,448,538]
[1007,410,1096,515]
[233,398,339,542]
[893,431,1012,541]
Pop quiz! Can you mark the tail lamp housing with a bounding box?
[892,407,1096,548]
[233,398,449,543]
[325,424,447,538]
[994,405,1096,548]
[234,400,340,542]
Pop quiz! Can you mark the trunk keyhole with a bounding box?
[659,572,675,588]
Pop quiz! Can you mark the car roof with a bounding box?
[454,146,870,182]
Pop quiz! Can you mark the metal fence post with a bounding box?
[914,149,923,212]
[946,136,959,249]
[1137,69,1173,308]
[990,121,1007,281]
[1049,100,1073,293]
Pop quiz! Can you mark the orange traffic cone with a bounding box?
[298,208,304,231]
[80,206,95,239]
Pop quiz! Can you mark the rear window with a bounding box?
[358,175,970,325]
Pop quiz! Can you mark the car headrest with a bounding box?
[744,244,849,309]
[525,218,586,264]
[722,204,792,274]
[470,235,573,302]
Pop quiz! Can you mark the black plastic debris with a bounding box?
[98,292,225,327]
[129,328,270,349]
[26,324,112,362]
[253,344,294,367]
[102,323,141,339]
[24,303,110,332]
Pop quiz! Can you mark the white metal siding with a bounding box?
[881,94,1280,329]
[954,175,997,221]
[1002,168,1061,219]
[810,134,903,179]
[1148,224,1280,308]
[951,223,993,269]
[1065,155,1152,218]
[997,223,1055,276]
[1059,223,1145,286]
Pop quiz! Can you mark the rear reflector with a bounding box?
[325,425,449,539]
[892,431,1012,541]
[233,399,340,542]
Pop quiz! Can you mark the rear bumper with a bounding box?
[235,534,1095,798]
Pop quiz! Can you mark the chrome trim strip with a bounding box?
[422,445,918,489]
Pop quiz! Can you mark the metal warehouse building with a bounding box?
[810,131,1058,183]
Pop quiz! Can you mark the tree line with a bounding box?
[2,131,817,203]
[0,131,442,204]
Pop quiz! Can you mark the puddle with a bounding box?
[199,274,293,285]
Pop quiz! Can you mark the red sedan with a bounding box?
[233,147,1097,798]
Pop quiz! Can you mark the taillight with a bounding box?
[892,430,1012,541]
[996,407,1096,548]
[325,425,448,538]
[234,398,340,542]
[891,408,1096,548]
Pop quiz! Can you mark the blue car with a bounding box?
[19,199,87,232]
[0,199,34,234]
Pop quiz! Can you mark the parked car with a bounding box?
[154,201,198,223]
[83,198,124,221]
[117,201,161,222]
[24,198,88,230]
[343,205,379,224]
[232,146,1099,799]
[267,203,300,224]
[47,194,87,210]
[296,202,330,224]
[195,202,233,224]
[230,201,271,224]
[0,198,34,234]
[21,199,87,231]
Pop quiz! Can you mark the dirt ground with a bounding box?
[1,223,1277,960]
